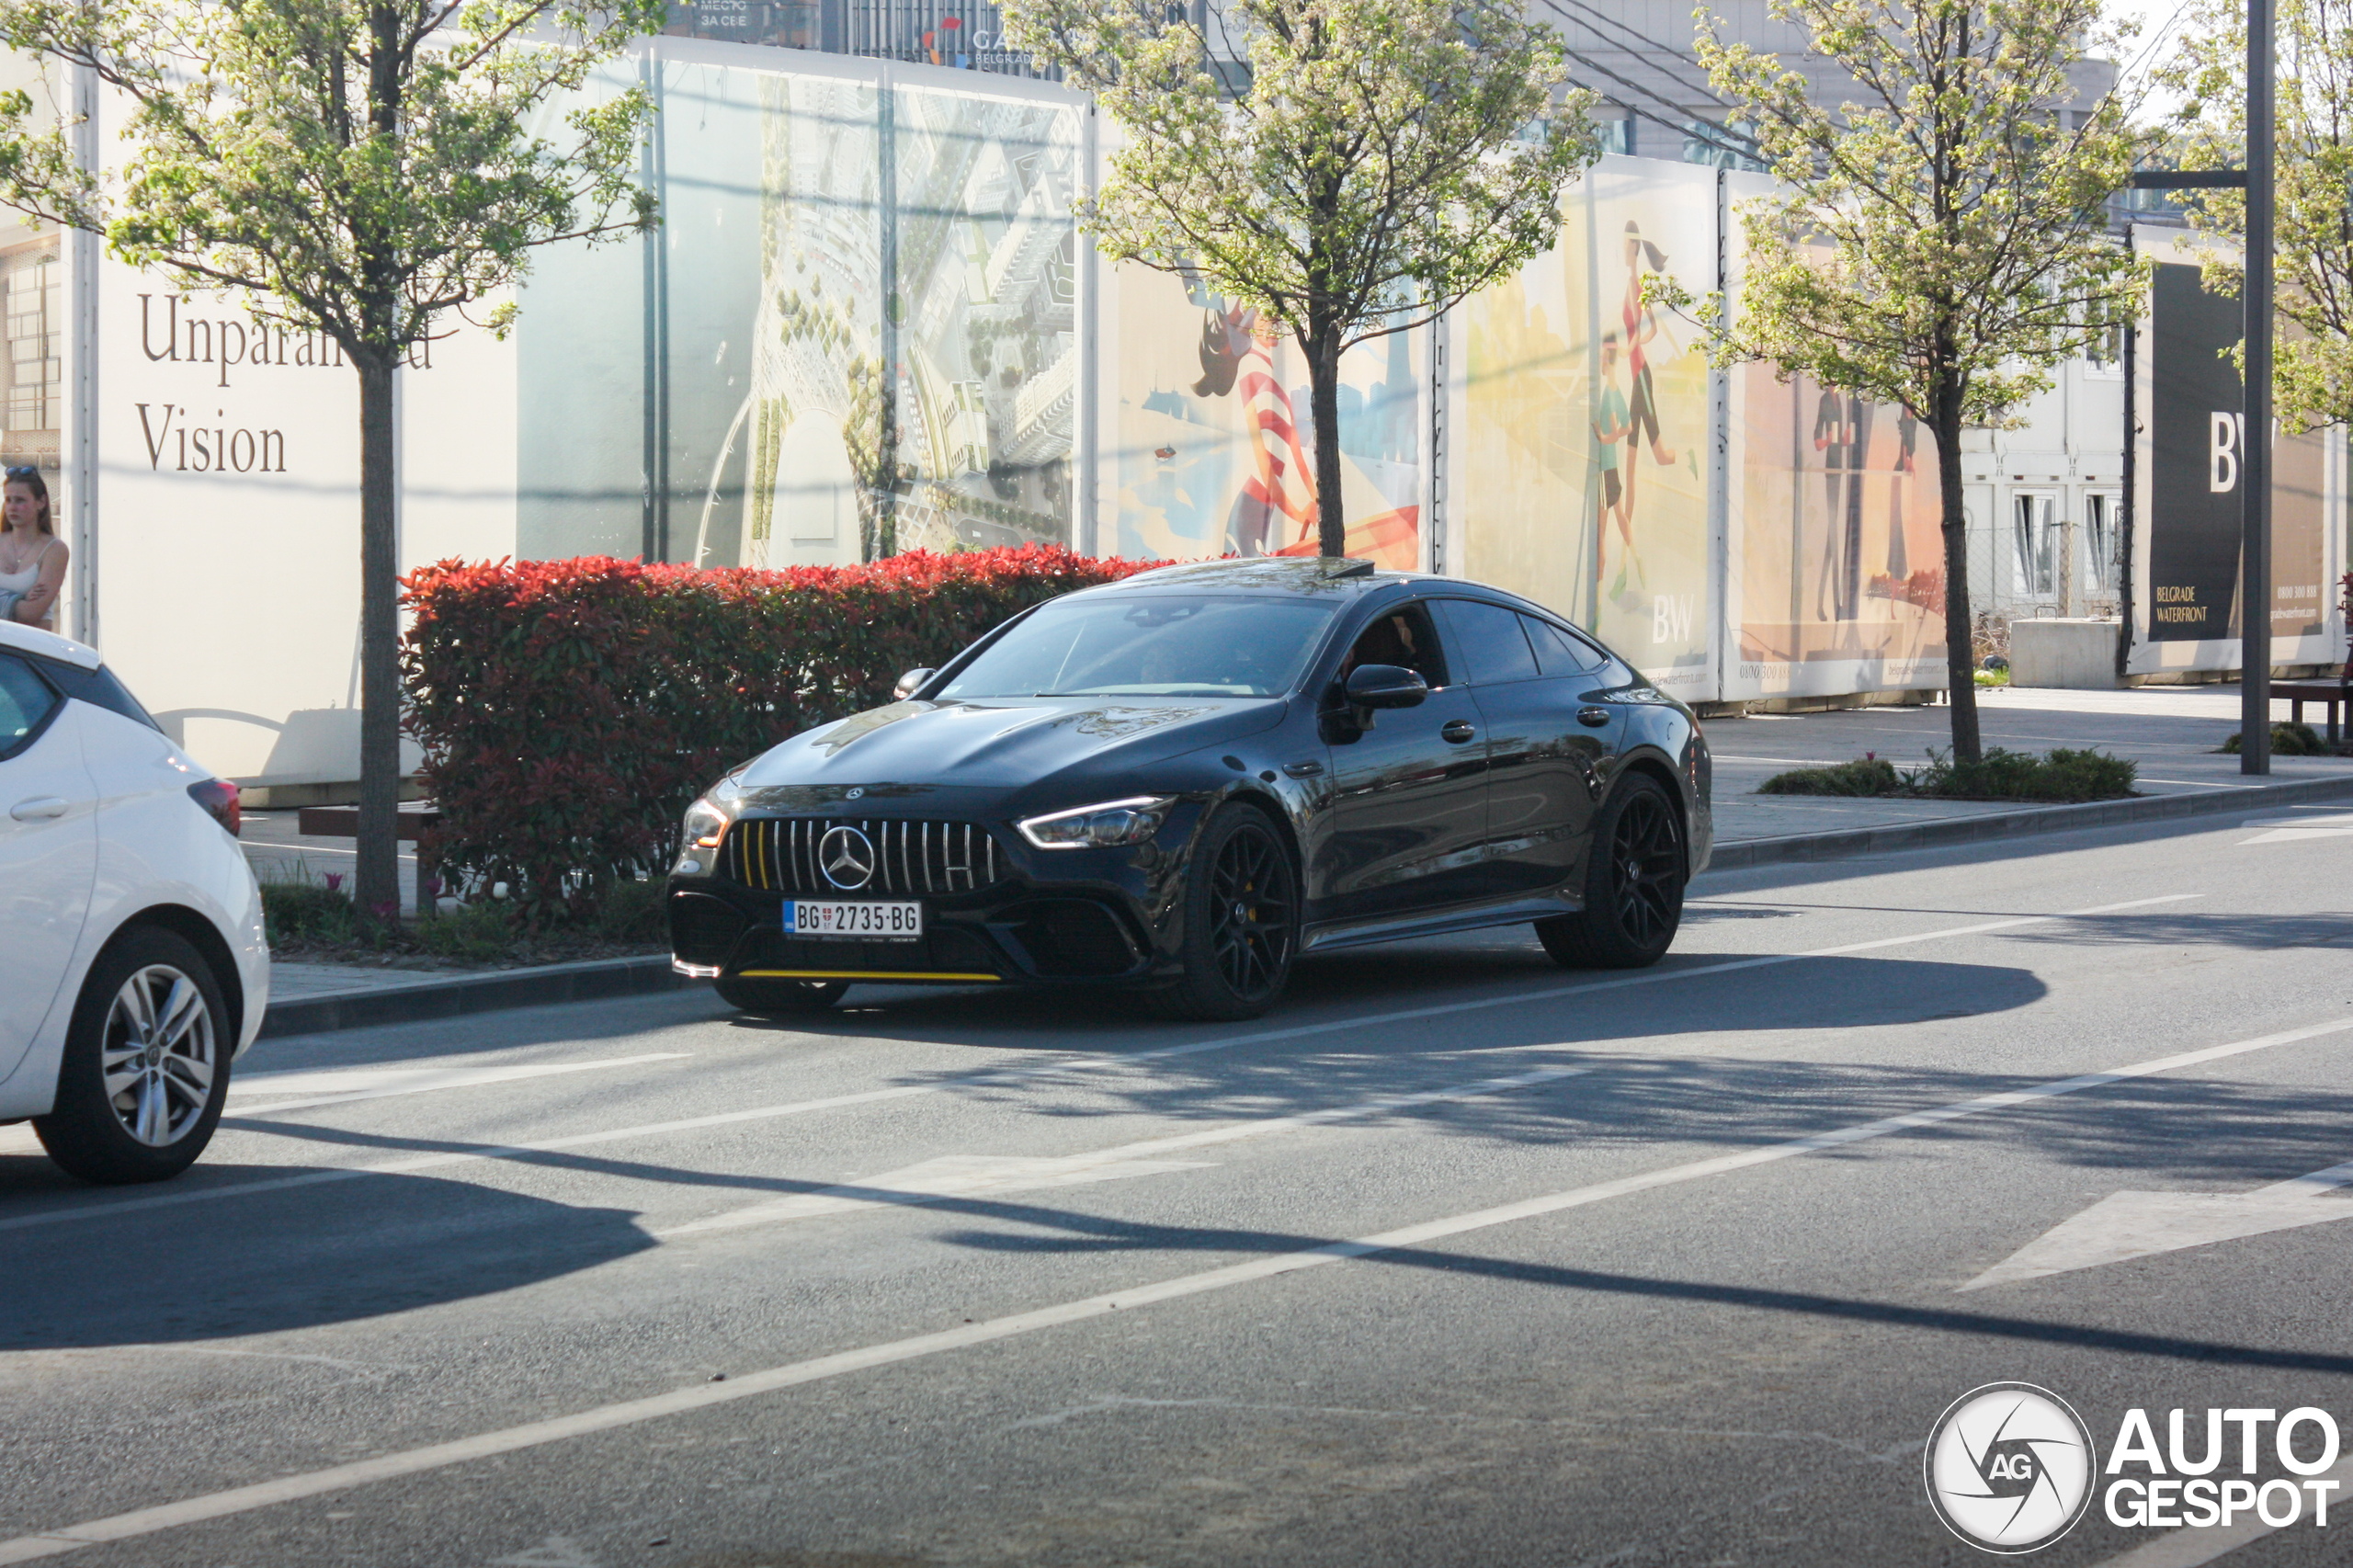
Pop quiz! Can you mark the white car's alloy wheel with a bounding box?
[100,963,217,1147]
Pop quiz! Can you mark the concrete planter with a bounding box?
[2009,619,2123,688]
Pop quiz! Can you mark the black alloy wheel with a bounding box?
[1536,773,1685,970]
[714,975,851,1017]
[1159,804,1300,1021]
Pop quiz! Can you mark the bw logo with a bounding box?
[1925,1383,2097,1553]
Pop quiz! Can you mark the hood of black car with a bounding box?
[739,696,1288,794]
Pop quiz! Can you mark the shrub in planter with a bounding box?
[401,545,1165,921]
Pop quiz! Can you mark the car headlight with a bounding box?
[682,774,745,851]
[1017,795,1176,850]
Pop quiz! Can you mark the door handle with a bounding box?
[1281,759,1324,778]
[1576,707,1613,728]
[9,796,68,821]
[1440,720,1477,744]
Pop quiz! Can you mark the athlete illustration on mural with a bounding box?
[1812,384,1865,620]
[1191,303,1318,556]
[1608,222,1684,602]
[1594,333,1633,590]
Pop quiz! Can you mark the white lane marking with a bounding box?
[2237,812,2353,845]
[0,893,2198,1234]
[226,1055,692,1115]
[659,1153,1220,1232]
[0,1009,2337,1566]
[657,1063,1592,1236]
[1960,1155,2353,1290]
[2092,1450,2353,1566]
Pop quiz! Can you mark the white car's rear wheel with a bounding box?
[35,927,231,1184]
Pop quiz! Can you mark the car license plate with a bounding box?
[782,900,924,939]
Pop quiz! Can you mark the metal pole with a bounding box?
[2242,0,2275,771]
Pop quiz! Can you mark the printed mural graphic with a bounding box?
[1722,174,1946,699]
[1730,366,1946,687]
[1114,267,1423,569]
[1452,156,1714,698]
[746,76,1079,565]
[2143,257,2326,644]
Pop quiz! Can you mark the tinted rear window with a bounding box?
[1522,617,1608,676]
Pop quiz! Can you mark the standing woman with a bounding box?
[0,465,65,631]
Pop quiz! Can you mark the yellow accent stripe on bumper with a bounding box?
[735,969,1002,983]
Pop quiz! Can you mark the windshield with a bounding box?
[939,594,1339,699]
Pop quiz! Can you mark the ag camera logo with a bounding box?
[1925,1382,2097,1553]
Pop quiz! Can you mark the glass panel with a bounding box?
[1342,604,1448,688]
[1522,614,1605,676]
[939,595,1339,699]
[1433,598,1540,685]
[0,653,56,752]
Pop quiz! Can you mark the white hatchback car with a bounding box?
[0,619,267,1183]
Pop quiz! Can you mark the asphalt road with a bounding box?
[5,807,2353,1567]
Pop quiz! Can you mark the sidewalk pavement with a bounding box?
[257,683,2353,1038]
[1708,683,2350,846]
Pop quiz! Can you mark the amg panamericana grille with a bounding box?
[722,817,1003,896]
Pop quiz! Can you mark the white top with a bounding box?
[0,539,51,591]
[0,535,60,631]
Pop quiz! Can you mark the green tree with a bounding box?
[0,0,662,916]
[2162,0,2353,431]
[1699,0,2142,760]
[1006,0,1596,557]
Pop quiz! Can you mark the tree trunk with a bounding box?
[354,355,403,920]
[1931,375,1983,764]
[1308,324,1346,558]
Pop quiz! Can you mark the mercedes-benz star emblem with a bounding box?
[818,825,878,891]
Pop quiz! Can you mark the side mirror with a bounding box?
[893,667,936,700]
[1344,664,1428,711]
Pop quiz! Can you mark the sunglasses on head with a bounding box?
[5,465,38,480]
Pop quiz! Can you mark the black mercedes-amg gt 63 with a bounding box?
[667,557,1711,1020]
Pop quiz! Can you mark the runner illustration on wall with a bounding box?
[1887,411,1915,583]
[1191,303,1318,556]
[1594,333,1633,590]
[1610,222,1681,602]
[1811,385,1850,620]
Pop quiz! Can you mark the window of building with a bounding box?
[2084,492,2120,592]
[0,237,60,472]
[2013,493,2056,597]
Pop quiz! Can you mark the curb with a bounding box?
[258,954,685,1040]
[1703,773,2353,872]
[256,774,2353,1039]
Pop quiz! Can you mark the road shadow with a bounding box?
[732,948,2046,1054]
[190,994,2353,1210]
[0,1165,652,1351]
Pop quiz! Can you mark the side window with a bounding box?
[1433,598,1540,685]
[1338,602,1449,688]
[0,653,60,760]
[40,659,161,733]
[1522,616,1607,676]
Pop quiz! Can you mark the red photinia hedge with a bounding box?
[400,545,1167,915]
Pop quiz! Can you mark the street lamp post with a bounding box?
[2241,0,2275,775]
